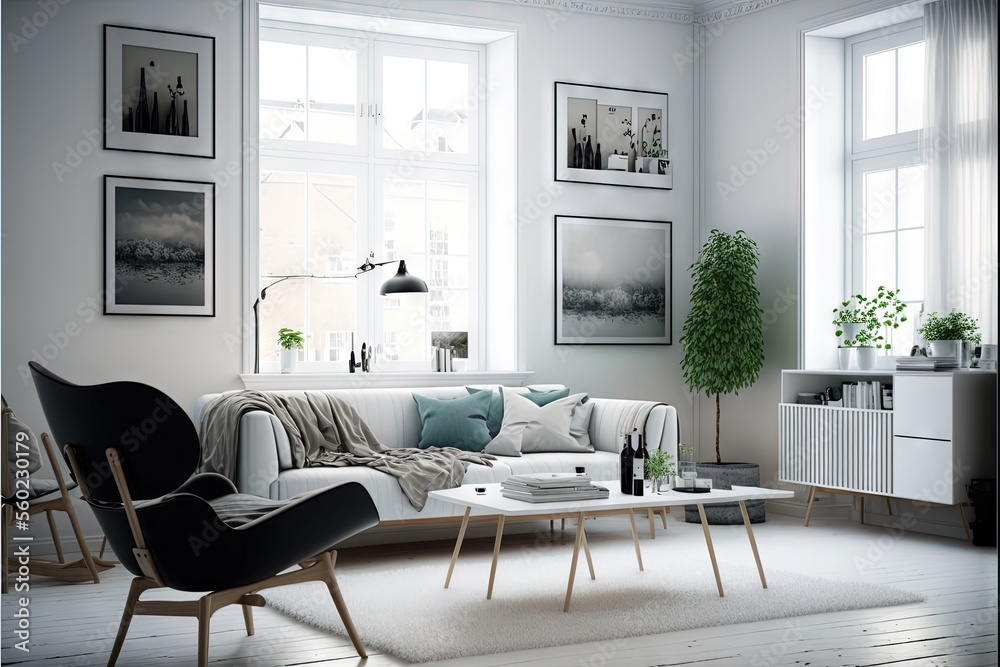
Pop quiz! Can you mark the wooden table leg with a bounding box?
[739,500,767,589]
[660,507,668,529]
[563,511,587,612]
[804,485,817,527]
[581,527,596,580]
[444,507,471,589]
[647,508,656,539]
[486,515,506,600]
[697,504,724,598]
[627,509,644,571]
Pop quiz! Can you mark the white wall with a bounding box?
[1,0,694,546]
[697,0,876,485]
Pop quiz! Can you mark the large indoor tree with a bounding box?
[680,229,764,463]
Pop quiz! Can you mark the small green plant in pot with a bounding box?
[831,286,907,369]
[680,229,765,523]
[644,450,675,493]
[277,328,304,373]
[917,310,981,366]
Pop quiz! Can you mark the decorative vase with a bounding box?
[684,462,764,524]
[150,91,160,134]
[855,346,877,370]
[279,348,298,374]
[837,347,855,370]
[571,128,582,168]
[137,67,149,132]
[595,142,602,170]
[181,100,190,136]
[583,136,594,169]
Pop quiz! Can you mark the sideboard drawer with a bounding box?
[893,374,952,441]
[892,435,957,504]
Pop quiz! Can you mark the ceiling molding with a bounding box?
[489,0,695,24]
[694,0,791,25]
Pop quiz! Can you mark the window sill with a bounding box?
[240,370,534,390]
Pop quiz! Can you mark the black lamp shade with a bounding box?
[379,260,428,295]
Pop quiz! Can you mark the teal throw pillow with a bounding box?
[526,387,571,406]
[466,387,505,438]
[412,391,493,451]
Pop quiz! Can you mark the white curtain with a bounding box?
[923,0,998,344]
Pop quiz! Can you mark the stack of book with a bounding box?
[500,473,610,503]
[896,356,958,371]
[840,380,892,409]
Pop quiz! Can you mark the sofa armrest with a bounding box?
[234,411,283,498]
[588,399,678,464]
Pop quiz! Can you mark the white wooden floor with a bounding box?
[2,513,996,667]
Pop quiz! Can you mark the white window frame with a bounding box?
[253,16,485,374]
[845,20,925,354]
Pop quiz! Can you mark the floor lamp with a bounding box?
[253,255,427,373]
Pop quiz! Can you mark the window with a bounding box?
[848,21,925,353]
[326,331,349,362]
[255,19,484,372]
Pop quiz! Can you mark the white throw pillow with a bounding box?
[485,391,594,456]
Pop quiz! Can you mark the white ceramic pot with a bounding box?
[855,346,877,370]
[837,347,855,370]
[279,348,298,374]
[839,322,864,341]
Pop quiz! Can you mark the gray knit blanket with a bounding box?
[199,390,495,510]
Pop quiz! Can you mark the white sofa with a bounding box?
[193,385,678,523]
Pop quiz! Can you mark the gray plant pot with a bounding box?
[684,462,764,524]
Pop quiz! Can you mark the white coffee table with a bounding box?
[428,483,794,611]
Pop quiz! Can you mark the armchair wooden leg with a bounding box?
[197,597,212,667]
[242,603,255,636]
[63,496,103,584]
[46,510,65,564]
[109,577,160,667]
[322,551,367,659]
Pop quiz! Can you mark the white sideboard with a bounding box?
[779,369,996,521]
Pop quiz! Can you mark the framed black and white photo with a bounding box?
[104,176,215,316]
[555,215,671,344]
[104,24,215,158]
[554,82,671,189]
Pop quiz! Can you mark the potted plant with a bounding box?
[680,229,764,523]
[644,449,675,493]
[832,287,907,370]
[917,310,981,367]
[277,327,304,374]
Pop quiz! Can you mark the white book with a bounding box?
[505,472,593,488]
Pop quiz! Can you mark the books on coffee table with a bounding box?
[500,473,609,503]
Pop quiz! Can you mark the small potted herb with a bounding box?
[644,449,675,493]
[917,310,981,366]
[277,327,304,373]
[832,287,907,369]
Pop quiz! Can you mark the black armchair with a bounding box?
[29,362,380,666]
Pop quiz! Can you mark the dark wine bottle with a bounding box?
[595,142,602,170]
[583,135,594,169]
[137,67,149,132]
[619,433,633,495]
[572,128,582,168]
[181,100,190,136]
[166,99,175,135]
[150,91,160,134]
[631,430,646,496]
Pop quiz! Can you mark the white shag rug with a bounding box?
[264,549,924,663]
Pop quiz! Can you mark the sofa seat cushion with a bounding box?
[274,460,515,521]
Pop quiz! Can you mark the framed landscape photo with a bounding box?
[104,24,215,158]
[554,81,671,190]
[555,215,671,345]
[104,176,215,316]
